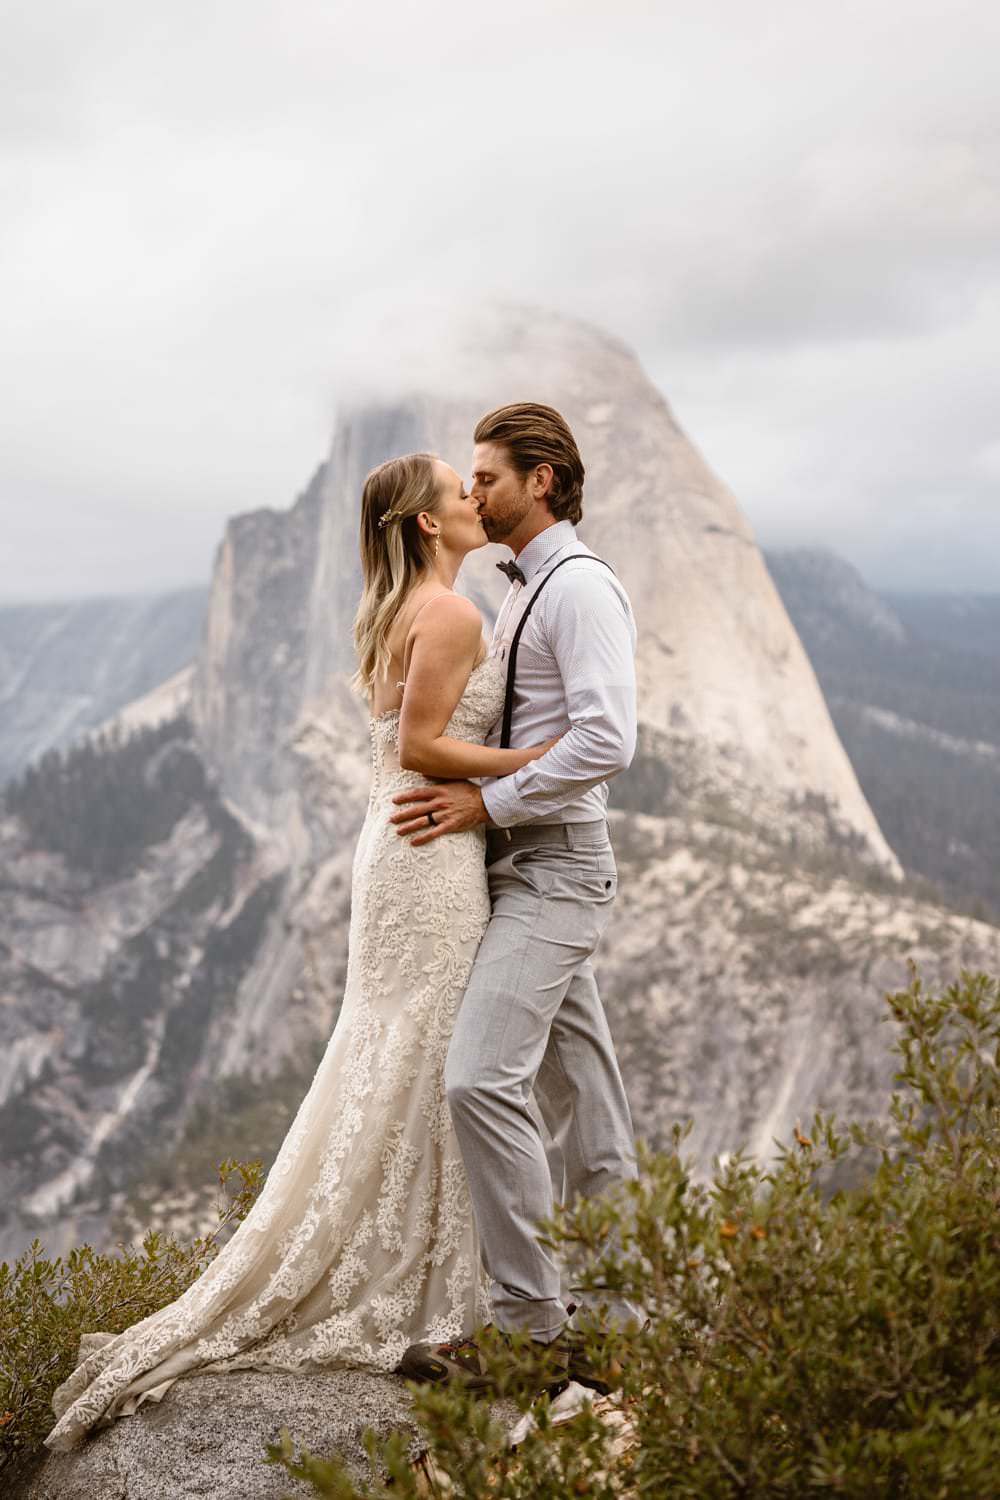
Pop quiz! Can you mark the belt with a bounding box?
[485,818,609,850]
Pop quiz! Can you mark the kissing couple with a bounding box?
[45,401,642,1454]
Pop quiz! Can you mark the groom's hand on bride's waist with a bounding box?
[390,780,490,844]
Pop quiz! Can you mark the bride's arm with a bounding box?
[397,595,555,779]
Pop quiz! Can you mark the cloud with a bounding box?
[0,0,997,598]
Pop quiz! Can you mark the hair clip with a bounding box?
[378,508,402,531]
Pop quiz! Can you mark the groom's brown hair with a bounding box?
[474,402,585,525]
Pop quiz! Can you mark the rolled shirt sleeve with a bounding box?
[481,565,638,827]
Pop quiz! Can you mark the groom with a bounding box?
[390,401,642,1390]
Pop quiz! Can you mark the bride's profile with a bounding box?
[44,450,556,1452]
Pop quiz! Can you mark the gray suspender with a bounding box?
[498,554,614,749]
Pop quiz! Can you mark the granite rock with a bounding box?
[15,1368,507,1500]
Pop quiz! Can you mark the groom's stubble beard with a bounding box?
[478,477,534,545]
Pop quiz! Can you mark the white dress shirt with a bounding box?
[479,520,638,827]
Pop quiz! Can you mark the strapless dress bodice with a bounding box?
[368,654,507,796]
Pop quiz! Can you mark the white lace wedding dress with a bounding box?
[45,653,507,1452]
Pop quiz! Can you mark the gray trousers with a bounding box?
[444,819,641,1341]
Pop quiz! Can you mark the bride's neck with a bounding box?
[424,550,462,590]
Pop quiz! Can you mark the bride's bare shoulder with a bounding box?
[410,592,482,631]
[389,590,483,678]
[406,594,483,660]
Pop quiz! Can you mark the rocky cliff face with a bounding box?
[4,307,998,1269]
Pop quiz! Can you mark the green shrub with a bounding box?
[266,964,1000,1498]
[0,1157,263,1479]
[5,964,998,1496]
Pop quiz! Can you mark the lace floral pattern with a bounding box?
[44,654,507,1452]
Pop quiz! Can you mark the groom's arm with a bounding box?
[480,568,637,828]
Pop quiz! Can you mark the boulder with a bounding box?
[15,1368,508,1499]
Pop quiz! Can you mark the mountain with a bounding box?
[2,307,997,1267]
[881,590,1000,659]
[191,307,900,875]
[766,548,1000,923]
[0,587,209,787]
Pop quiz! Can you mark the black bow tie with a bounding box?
[496,559,526,587]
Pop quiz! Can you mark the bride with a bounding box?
[45,451,557,1452]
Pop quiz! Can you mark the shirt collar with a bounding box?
[513,519,577,583]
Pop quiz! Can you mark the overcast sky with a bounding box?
[1,0,997,602]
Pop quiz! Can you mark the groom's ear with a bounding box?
[532,462,555,503]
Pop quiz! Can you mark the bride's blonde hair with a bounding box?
[352,452,442,696]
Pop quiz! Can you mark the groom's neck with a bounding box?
[509,510,565,560]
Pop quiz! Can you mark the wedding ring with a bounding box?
[426,812,437,827]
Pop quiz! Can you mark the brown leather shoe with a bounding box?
[396,1335,497,1392]
[397,1328,571,1398]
